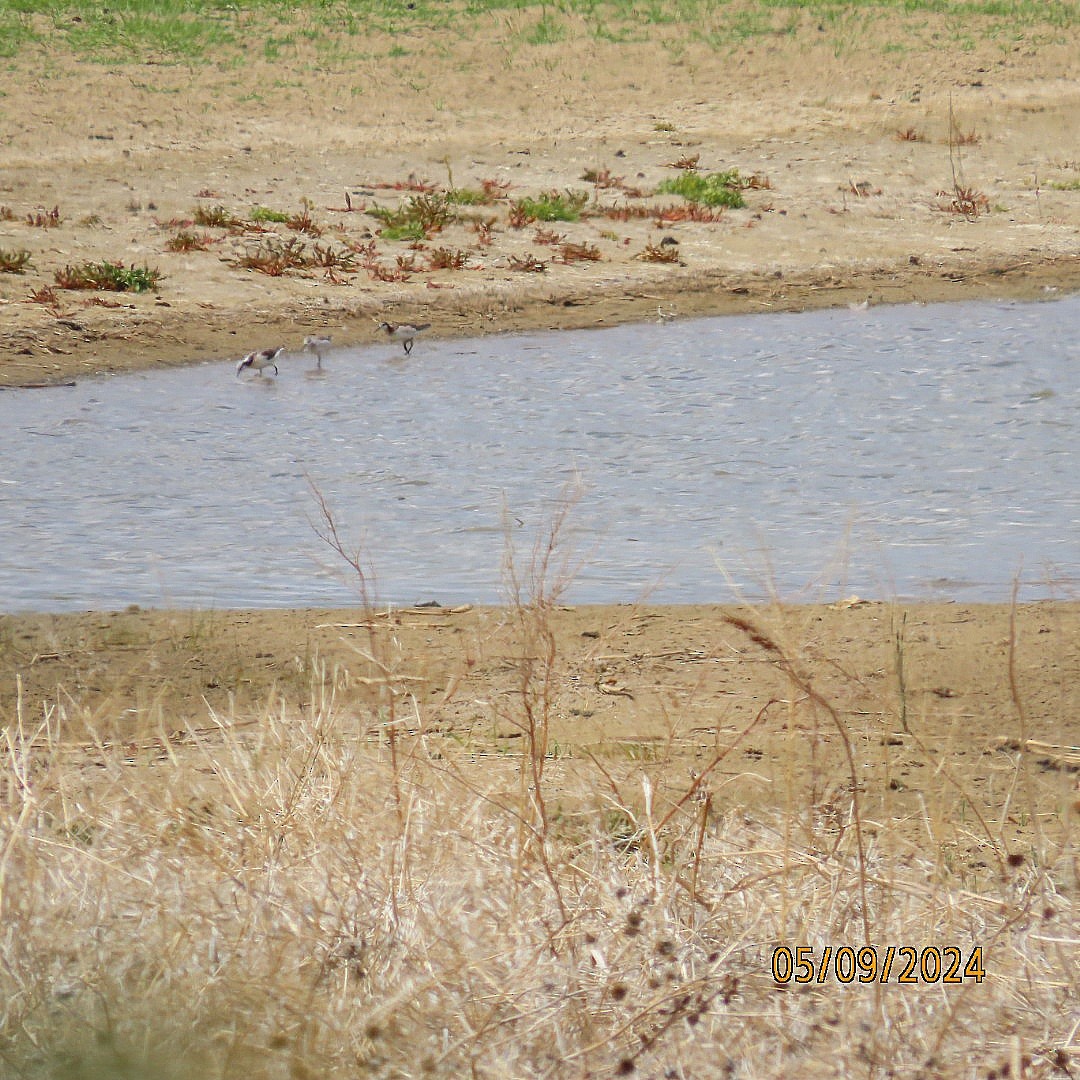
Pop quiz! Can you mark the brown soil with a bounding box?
[0,9,1077,386]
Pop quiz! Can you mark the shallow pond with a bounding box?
[1,295,1077,611]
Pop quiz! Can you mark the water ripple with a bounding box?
[0,295,1077,610]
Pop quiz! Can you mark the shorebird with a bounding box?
[303,334,332,368]
[378,321,430,355]
[236,346,284,377]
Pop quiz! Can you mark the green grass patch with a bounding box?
[375,221,427,242]
[368,193,455,240]
[656,169,747,209]
[446,187,493,206]
[249,205,291,224]
[510,190,589,224]
[521,12,565,44]
[0,0,1073,67]
[54,259,162,292]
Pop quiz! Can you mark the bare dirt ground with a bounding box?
[0,8,1077,386]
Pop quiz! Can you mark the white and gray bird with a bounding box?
[378,321,430,355]
[236,346,284,377]
[302,334,332,368]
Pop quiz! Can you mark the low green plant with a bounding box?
[54,260,162,292]
[445,187,490,206]
[509,189,589,225]
[249,205,290,224]
[376,220,427,242]
[369,193,454,239]
[522,12,565,44]
[657,168,747,209]
[0,247,31,273]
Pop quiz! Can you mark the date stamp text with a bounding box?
[771,945,985,985]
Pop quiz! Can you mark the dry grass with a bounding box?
[164,229,216,253]
[0,509,1075,1078]
[635,242,681,263]
[2,640,1075,1078]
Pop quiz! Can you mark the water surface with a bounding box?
[1,295,1076,610]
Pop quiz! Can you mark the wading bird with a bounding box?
[378,321,430,355]
[303,334,332,368]
[236,346,285,377]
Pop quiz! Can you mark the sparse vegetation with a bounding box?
[427,246,470,269]
[508,251,547,271]
[286,198,322,236]
[657,168,748,209]
[309,242,357,271]
[0,247,31,273]
[509,190,589,225]
[635,241,681,263]
[0,0,1072,72]
[25,205,60,228]
[27,283,61,306]
[230,237,310,275]
[950,127,982,146]
[532,226,565,245]
[581,166,623,188]
[602,202,725,224]
[192,203,242,230]
[368,193,454,240]
[54,259,162,292]
[553,240,602,263]
[938,185,991,217]
[165,229,215,252]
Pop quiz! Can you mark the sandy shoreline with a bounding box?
[5,597,1076,757]
[2,6,1077,385]
[2,253,1077,387]
[3,596,1076,867]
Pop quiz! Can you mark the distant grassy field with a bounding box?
[1,0,1075,63]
